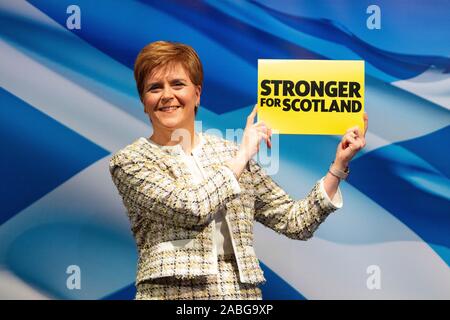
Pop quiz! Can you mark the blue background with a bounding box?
[0,0,449,299]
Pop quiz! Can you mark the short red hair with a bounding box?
[134,41,203,104]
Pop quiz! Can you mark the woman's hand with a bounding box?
[239,104,272,162]
[226,105,272,179]
[323,113,368,200]
[333,112,369,170]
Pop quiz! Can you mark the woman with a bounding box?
[109,41,368,300]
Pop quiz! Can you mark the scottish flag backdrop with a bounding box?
[0,0,449,299]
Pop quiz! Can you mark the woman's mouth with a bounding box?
[157,105,181,113]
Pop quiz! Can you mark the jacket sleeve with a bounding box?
[249,159,342,240]
[109,151,241,227]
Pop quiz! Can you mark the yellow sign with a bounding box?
[257,59,365,135]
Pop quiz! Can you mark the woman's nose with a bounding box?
[161,87,174,103]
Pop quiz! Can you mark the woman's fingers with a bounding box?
[250,130,270,146]
[242,104,275,157]
[254,122,272,136]
[258,132,269,141]
[254,121,272,134]
[346,126,359,135]
[255,125,269,134]
[360,137,366,148]
[244,104,274,153]
[357,126,363,139]
[247,104,258,127]
[342,134,355,148]
[363,112,369,136]
[258,132,272,149]
[348,131,356,139]
[254,131,269,144]
[347,113,368,138]
[342,134,363,152]
[267,127,272,148]
[346,125,365,140]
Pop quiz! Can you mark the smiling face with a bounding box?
[143,62,201,133]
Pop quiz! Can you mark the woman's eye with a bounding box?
[173,82,185,87]
[148,85,161,92]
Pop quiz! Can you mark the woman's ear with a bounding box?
[196,85,202,106]
[143,102,149,114]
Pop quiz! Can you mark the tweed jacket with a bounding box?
[109,133,341,286]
